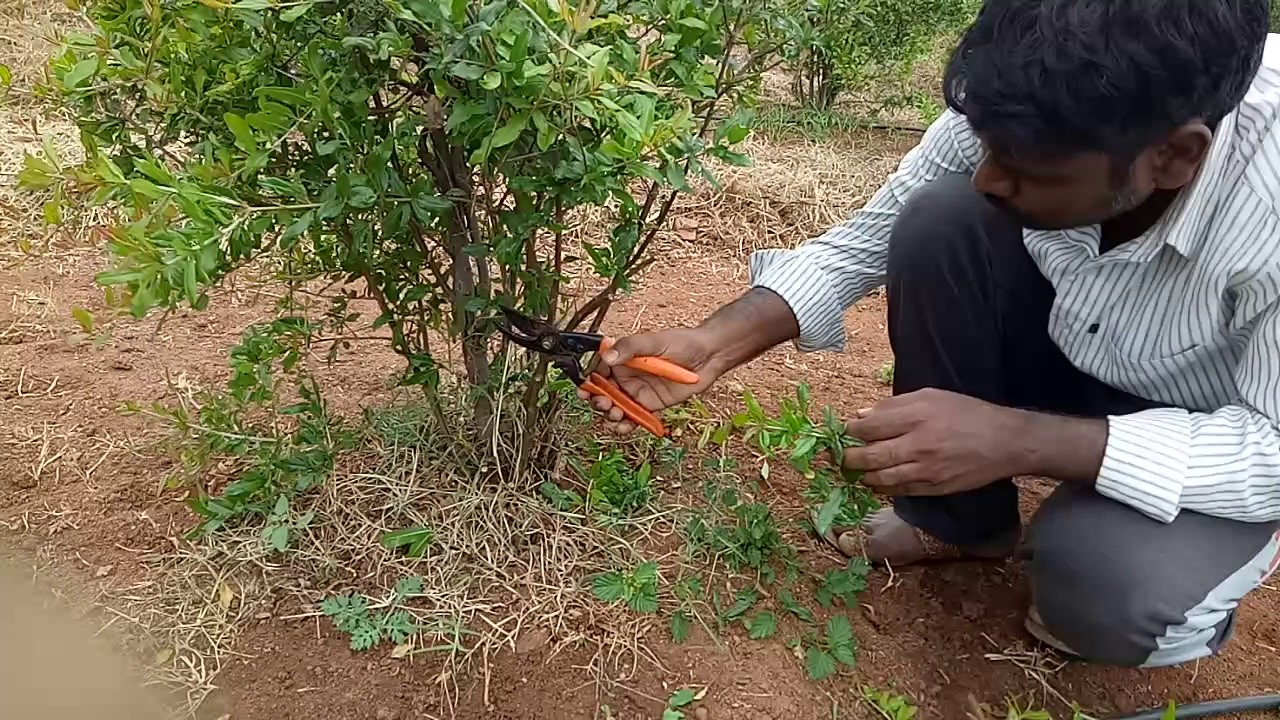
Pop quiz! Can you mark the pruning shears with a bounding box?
[495,306,699,437]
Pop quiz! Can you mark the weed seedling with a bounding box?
[572,447,654,518]
[816,557,871,608]
[379,525,433,558]
[793,615,857,681]
[320,575,424,651]
[261,495,314,553]
[863,686,918,720]
[662,687,706,720]
[592,561,659,613]
[876,362,895,387]
[736,385,881,537]
[669,575,705,643]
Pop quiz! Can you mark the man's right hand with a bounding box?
[579,288,802,435]
[580,326,724,435]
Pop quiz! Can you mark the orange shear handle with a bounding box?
[582,372,668,437]
[598,337,700,385]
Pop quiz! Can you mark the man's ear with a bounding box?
[1150,122,1212,190]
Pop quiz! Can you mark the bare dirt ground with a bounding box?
[3,5,1280,720]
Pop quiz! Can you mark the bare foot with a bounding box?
[831,507,1020,566]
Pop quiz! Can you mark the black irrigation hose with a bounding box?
[1110,693,1280,719]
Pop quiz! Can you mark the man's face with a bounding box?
[972,148,1150,231]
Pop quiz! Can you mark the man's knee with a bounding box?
[887,173,1016,280]
[1028,485,1278,667]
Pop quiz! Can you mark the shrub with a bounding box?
[779,0,975,110]
[24,0,781,473]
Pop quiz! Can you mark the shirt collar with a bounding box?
[1142,110,1237,260]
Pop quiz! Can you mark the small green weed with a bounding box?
[877,361,895,387]
[261,495,314,553]
[662,687,706,720]
[592,561,659,613]
[737,384,880,537]
[669,575,705,643]
[320,575,424,651]
[379,526,433,558]
[539,480,585,512]
[685,500,797,585]
[564,446,654,518]
[793,615,857,680]
[862,686,918,720]
[751,103,872,141]
[816,557,870,608]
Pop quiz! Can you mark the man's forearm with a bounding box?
[1013,410,1109,484]
[699,288,800,375]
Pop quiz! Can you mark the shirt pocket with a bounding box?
[1100,335,1230,411]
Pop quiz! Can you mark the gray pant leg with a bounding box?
[1029,483,1280,667]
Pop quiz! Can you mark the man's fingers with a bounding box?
[860,463,926,493]
[845,409,915,442]
[601,332,669,366]
[841,438,913,472]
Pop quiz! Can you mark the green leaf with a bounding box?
[349,622,380,651]
[668,689,697,707]
[281,211,314,247]
[268,525,289,552]
[628,588,659,614]
[449,61,485,80]
[71,307,94,333]
[720,588,757,621]
[380,526,433,558]
[346,185,377,209]
[814,487,845,536]
[746,611,777,640]
[632,562,658,584]
[677,17,709,30]
[129,178,166,200]
[62,58,97,89]
[223,113,258,153]
[0,63,11,87]
[481,71,501,90]
[665,161,690,191]
[279,0,312,21]
[592,572,627,603]
[662,711,684,720]
[826,615,856,664]
[670,610,691,643]
[491,111,529,149]
[806,647,837,680]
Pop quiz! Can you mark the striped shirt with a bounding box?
[750,35,1280,525]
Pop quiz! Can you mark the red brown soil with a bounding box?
[4,156,1280,720]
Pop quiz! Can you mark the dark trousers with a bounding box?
[882,173,1280,667]
[885,174,1158,546]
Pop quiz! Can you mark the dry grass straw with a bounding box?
[664,131,915,259]
[980,633,1092,719]
[112,359,690,717]
[0,0,103,258]
[96,543,264,718]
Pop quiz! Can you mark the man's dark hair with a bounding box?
[943,0,1270,162]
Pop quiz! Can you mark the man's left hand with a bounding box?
[841,388,1030,497]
